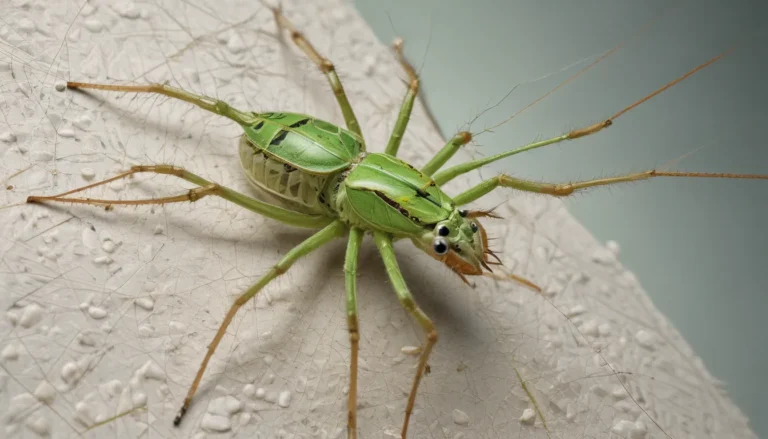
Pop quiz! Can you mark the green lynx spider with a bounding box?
[25,7,767,438]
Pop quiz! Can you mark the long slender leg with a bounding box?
[384,39,420,157]
[432,49,736,187]
[431,125,606,186]
[373,232,437,438]
[66,82,256,126]
[271,7,364,141]
[174,220,346,425]
[27,165,331,229]
[344,227,364,438]
[386,39,471,170]
[420,131,473,177]
[452,171,768,206]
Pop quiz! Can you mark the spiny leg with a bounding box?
[432,121,609,186]
[174,220,346,425]
[384,38,420,157]
[66,82,256,126]
[432,49,736,187]
[452,170,768,206]
[27,165,331,229]
[373,232,437,438]
[344,227,364,438]
[271,7,364,142]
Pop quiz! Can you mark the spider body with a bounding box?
[237,111,488,274]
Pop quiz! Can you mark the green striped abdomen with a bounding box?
[238,136,336,215]
[237,112,362,216]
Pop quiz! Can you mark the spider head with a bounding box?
[413,208,502,283]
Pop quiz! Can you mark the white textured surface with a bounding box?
[0,0,756,438]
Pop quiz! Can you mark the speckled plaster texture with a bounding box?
[0,0,756,438]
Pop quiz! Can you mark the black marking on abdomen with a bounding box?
[373,191,415,222]
[270,130,288,146]
[252,120,265,131]
[289,118,310,128]
[332,173,346,193]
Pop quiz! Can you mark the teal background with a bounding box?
[355,0,767,436]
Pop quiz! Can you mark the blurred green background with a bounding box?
[355,0,767,436]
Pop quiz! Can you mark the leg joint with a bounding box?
[273,264,288,276]
[400,297,416,312]
[409,78,420,92]
[233,295,250,306]
[214,101,231,114]
[320,59,335,73]
[553,184,574,196]
[188,184,220,201]
[347,314,360,339]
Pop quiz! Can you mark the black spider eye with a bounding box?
[433,237,448,255]
[470,222,478,233]
[437,225,450,236]
[458,209,468,217]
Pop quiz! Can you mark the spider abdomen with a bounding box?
[238,112,363,215]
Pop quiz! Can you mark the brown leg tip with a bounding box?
[26,196,38,204]
[173,407,186,427]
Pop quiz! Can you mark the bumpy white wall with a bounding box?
[0,0,755,438]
